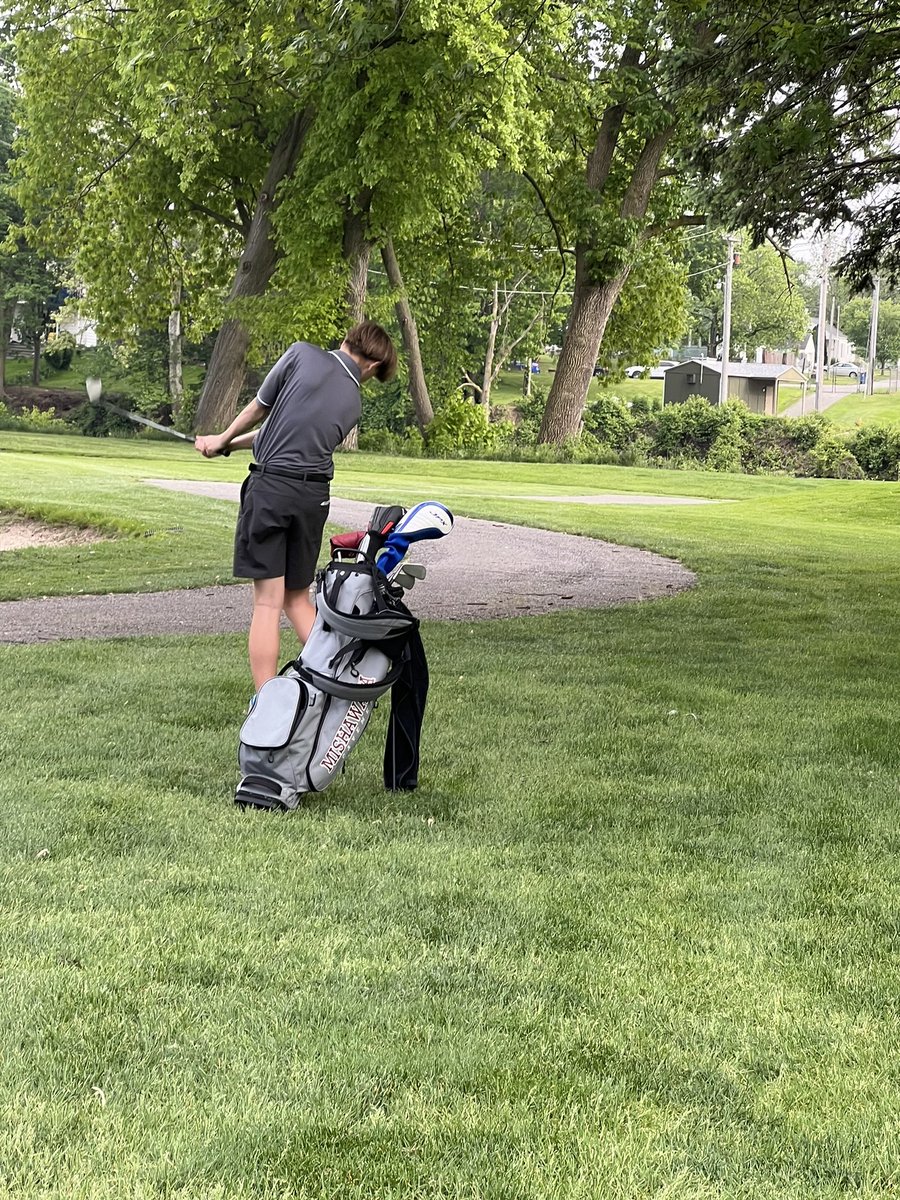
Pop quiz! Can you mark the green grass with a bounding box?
[819,390,900,429]
[2,432,900,1196]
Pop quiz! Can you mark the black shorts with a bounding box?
[233,473,330,589]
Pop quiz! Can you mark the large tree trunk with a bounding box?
[339,203,372,452]
[31,332,40,386]
[538,277,626,442]
[538,121,674,444]
[194,108,315,432]
[382,238,434,430]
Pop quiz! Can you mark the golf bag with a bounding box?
[234,502,451,811]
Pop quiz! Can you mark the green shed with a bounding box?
[663,359,807,415]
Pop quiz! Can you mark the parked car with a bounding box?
[625,359,678,379]
[648,359,679,379]
[830,361,862,378]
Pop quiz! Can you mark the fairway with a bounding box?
[2,433,900,1198]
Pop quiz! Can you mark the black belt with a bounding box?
[249,462,330,483]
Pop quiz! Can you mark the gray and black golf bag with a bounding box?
[234,502,451,811]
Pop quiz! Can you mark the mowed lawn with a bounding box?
[2,433,900,1198]
[820,390,900,429]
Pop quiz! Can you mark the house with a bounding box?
[759,322,854,374]
[811,320,854,367]
[663,359,807,415]
[54,311,98,348]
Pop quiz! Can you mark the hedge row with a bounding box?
[361,394,900,480]
[4,392,899,481]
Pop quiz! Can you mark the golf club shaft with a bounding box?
[91,396,229,454]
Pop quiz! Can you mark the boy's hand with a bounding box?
[195,434,228,457]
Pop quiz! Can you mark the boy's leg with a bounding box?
[283,584,316,644]
[249,576,286,690]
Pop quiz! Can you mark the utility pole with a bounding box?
[719,234,736,406]
[814,241,830,411]
[866,275,881,397]
[834,304,841,392]
[829,292,836,392]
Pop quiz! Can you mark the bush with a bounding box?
[705,426,744,473]
[43,331,76,371]
[425,397,500,456]
[808,432,864,479]
[0,401,70,434]
[649,394,724,458]
[68,399,137,438]
[847,424,900,480]
[582,394,636,451]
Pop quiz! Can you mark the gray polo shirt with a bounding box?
[251,343,361,477]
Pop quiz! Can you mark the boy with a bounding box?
[195,321,397,689]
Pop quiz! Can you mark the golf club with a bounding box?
[85,377,229,454]
[376,504,453,575]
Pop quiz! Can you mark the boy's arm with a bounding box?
[225,430,258,451]
[195,398,267,457]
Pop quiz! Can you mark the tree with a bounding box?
[523,7,714,443]
[842,295,900,371]
[688,1,900,289]
[728,240,809,358]
[0,41,66,394]
[13,0,544,431]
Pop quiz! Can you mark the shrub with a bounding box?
[69,399,137,438]
[425,397,500,456]
[705,426,744,473]
[582,394,636,451]
[807,431,864,479]
[0,402,70,434]
[43,331,76,371]
[847,424,900,480]
[649,394,723,458]
[358,427,399,453]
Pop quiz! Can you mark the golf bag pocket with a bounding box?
[239,675,306,749]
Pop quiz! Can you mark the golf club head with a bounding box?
[393,501,453,539]
[392,570,417,591]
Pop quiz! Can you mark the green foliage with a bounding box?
[688,1,900,289]
[425,396,501,457]
[68,400,138,440]
[842,296,900,369]
[42,330,76,370]
[847,424,900,481]
[807,432,864,480]
[650,394,727,458]
[0,401,69,434]
[729,239,810,356]
[582,394,636,451]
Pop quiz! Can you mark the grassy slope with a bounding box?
[2,433,900,1197]
[820,391,900,429]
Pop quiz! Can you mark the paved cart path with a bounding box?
[0,481,698,644]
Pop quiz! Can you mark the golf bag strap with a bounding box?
[295,660,405,701]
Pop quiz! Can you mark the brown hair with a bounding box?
[344,320,398,382]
